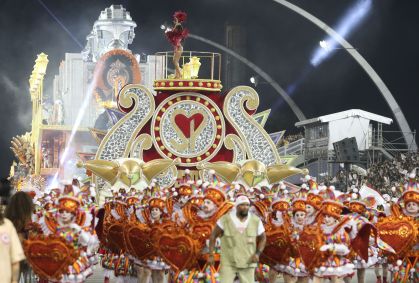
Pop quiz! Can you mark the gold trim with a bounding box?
[224,134,247,163]
[198,161,241,184]
[252,109,271,127]
[29,53,49,175]
[95,84,155,160]
[94,84,155,193]
[122,87,155,157]
[141,158,179,184]
[89,128,107,145]
[40,125,91,131]
[169,107,209,153]
[155,79,222,82]
[154,87,221,92]
[81,159,120,185]
[223,86,281,165]
[266,164,308,184]
[151,92,225,167]
[154,79,222,91]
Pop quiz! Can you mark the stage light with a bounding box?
[319,40,330,50]
[249,76,270,87]
[319,40,357,51]
[311,0,372,66]
[249,76,260,87]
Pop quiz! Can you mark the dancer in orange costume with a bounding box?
[136,196,170,283]
[283,199,310,283]
[312,200,355,283]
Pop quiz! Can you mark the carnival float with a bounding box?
[8,6,418,283]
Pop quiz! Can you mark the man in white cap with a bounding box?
[208,195,266,283]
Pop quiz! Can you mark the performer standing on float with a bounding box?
[208,195,266,283]
[165,11,189,79]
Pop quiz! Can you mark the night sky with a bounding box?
[1,0,418,176]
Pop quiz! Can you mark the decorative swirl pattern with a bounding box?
[224,134,247,163]
[96,84,155,161]
[223,86,281,166]
[130,134,153,159]
[94,84,155,190]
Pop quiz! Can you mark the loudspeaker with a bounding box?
[333,137,359,163]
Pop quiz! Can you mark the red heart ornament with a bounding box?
[125,223,155,260]
[191,222,214,244]
[107,223,126,252]
[24,235,79,280]
[157,232,197,276]
[260,227,291,267]
[377,215,417,260]
[174,113,204,138]
[297,226,324,272]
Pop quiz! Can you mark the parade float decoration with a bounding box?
[11,8,417,282]
[72,11,308,280]
[10,53,48,189]
[78,56,308,277]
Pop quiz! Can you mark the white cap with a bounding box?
[235,195,250,207]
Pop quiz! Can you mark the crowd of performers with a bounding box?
[24,180,100,282]
[20,169,418,283]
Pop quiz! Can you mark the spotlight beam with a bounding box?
[36,0,99,188]
[36,0,83,49]
[311,0,371,66]
[48,75,98,189]
[272,0,417,150]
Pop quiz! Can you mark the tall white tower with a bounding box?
[53,5,139,128]
[82,5,137,62]
[52,5,161,128]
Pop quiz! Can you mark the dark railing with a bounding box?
[371,129,416,152]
